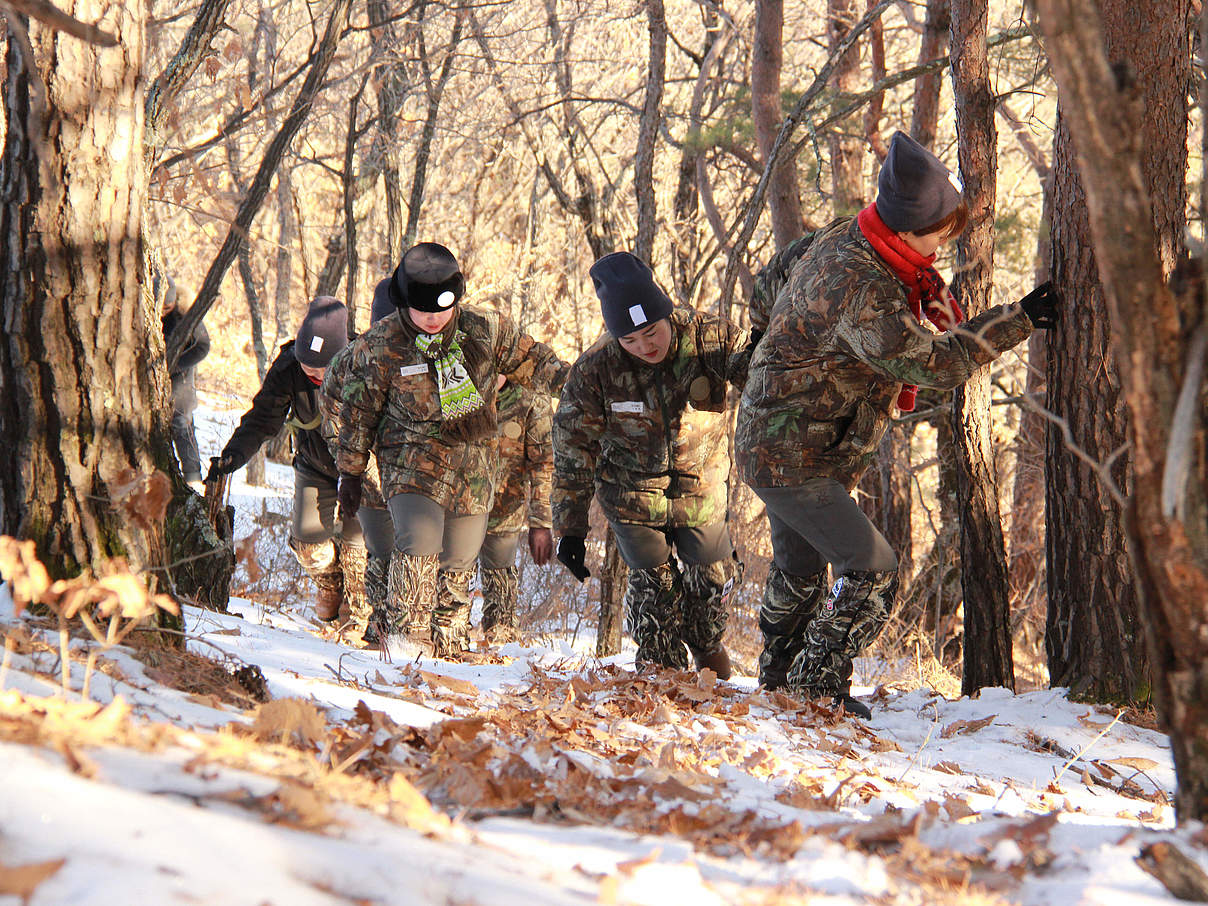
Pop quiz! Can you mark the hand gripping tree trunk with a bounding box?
[0,7,172,590]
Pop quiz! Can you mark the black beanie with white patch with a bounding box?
[389,242,465,313]
[294,296,348,367]
[589,252,674,338]
[875,131,964,233]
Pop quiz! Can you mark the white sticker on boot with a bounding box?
[628,304,647,326]
[310,336,324,352]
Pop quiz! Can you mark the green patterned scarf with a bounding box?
[414,330,487,422]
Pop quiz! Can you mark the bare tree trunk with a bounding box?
[910,0,951,148]
[368,0,411,265]
[1032,0,1203,818]
[0,7,169,587]
[828,0,865,214]
[950,0,1013,694]
[166,0,354,369]
[1041,0,1187,704]
[634,0,666,261]
[751,0,805,247]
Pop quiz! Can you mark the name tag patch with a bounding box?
[400,363,429,377]
[611,401,645,414]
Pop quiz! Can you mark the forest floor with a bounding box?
[0,401,1201,906]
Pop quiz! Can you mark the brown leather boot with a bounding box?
[314,578,342,622]
[689,643,732,681]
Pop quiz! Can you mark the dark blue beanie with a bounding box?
[875,131,964,233]
[589,252,674,338]
[294,296,348,367]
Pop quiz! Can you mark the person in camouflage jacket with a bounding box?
[737,131,1060,717]
[554,252,748,678]
[328,243,568,658]
[478,379,555,643]
[208,297,370,626]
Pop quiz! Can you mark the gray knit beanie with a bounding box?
[294,296,348,367]
[589,252,673,338]
[875,131,964,233]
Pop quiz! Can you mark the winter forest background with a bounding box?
[2,0,1208,903]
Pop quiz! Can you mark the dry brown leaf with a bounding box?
[0,537,51,615]
[419,671,478,696]
[106,468,172,532]
[223,36,243,61]
[251,698,326,748]
[204,54,221,80]
[269,780,333,830]
[1107,756,1160,772]
[236,533,263,584]
[942,794,976,821]
[0,858,66,900]
[940,714,997,738]
[933,760,964,774]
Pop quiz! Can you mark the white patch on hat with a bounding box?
[948,169,964,192]
[437,290,456,308]
[309,336,324,352]
[628,304,647,326]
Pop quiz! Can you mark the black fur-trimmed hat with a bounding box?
[388,242,465,313]
[589,252,674,338]
[294,296,348,367]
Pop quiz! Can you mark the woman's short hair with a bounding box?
[916,200,969,240]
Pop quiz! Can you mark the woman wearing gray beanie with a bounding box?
[736,130,1060,718]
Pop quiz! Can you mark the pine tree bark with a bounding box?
[828,0,865,214]
[634,0,666,262]
[910,0,951,148]
[0,7,166,582]
[1033,0,1204,819]
[1041,0,1187,704]
[752,0,805,247]
[950,0,1014,694]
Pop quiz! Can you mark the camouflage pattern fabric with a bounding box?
[553,307,749,536]
[431,568,475,657]
[317,344,386,508]
[289,536,339,577]
[488,381,554,535]
[338,541,370,631]
[758,566,829,689]
[786,569,898,696]
[749,230,825,337]
[737,217,1033,490]
[626,561,689,670]
[680,557,742,656]
[362,553,388,642]
[480,566,519,643]
[374,551,439,642]
[326,305,567,514]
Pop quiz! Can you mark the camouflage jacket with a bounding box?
[553,307,749,536]
[737,217,1033,489]
[327,305,568,515]
[487,380,554,535]
[317,344,385,509]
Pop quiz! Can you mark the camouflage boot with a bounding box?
[431,568,475,658]
[481,566,520,644]
[758,566,829,689]
[682,558,743,681]
[786,569,899,698]
[289,537,343,622]
[361,553,389,643]
[372,551,439,645]
[625,561,689,671]
[338,541,370,631]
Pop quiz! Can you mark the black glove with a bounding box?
[337,473,363,520]
[556,535,590,583]
[205,452,241,483]
[1019,281,1061,329]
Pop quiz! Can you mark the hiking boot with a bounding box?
[371,551,439,648]
[689,643,732,681]
[289,536,343,623]
[682,557,741,680]
[480,566,520,644]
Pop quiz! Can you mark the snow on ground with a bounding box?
[2,397,1205,906]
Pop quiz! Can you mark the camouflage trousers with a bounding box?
[374,551,440,644]
[339,542,370,631]
[787,569,898,696]
[681,558,741,657]
[758,566,829,689]
[361,553,389,643]
[481,566,519,644]
[626,562,688,670]
[431,569,475,657]
[289,536,343,619]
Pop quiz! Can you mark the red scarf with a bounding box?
[856,204,964,411]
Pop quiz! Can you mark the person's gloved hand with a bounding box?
[337,473,363,520]
[1019,281,1061,329]
[556,535,590,582]
[205,452,242,483]
[528,527,553,566]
